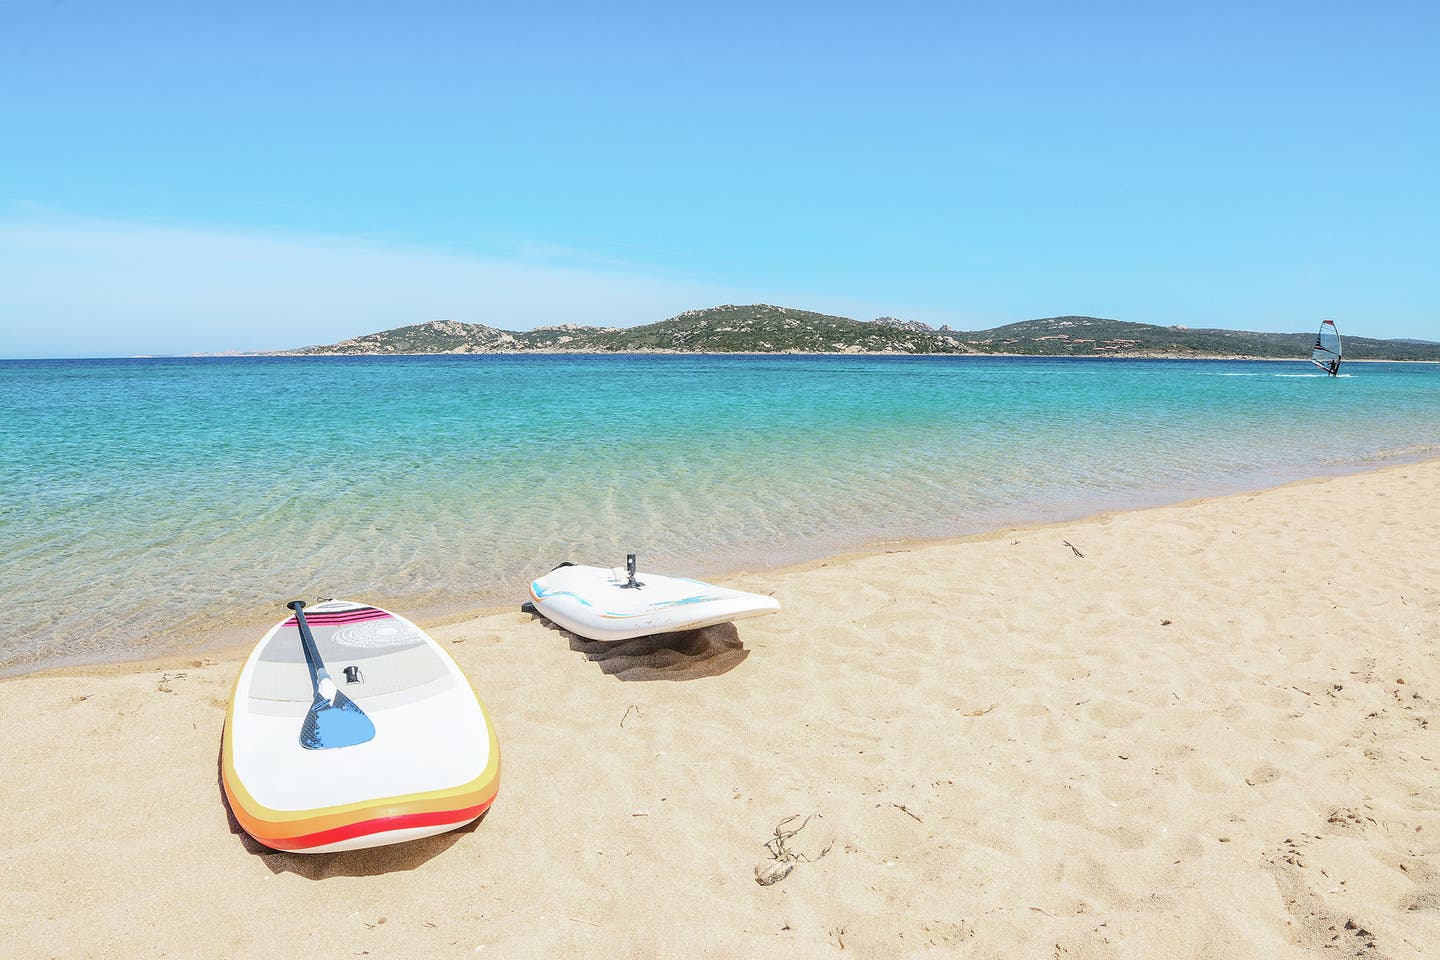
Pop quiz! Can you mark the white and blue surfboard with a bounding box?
[528,561,780,642]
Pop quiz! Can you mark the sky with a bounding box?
[2,0,1437,357]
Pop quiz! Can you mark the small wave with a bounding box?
[1357,443,1440,462]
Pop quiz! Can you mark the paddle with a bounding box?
[288,600,375,750]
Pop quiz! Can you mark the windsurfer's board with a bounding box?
[529,563,780,642]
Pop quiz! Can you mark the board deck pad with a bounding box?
[250,607,447,701]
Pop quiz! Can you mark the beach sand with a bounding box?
[2,462,1437,958]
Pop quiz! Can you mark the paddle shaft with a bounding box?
[288,601,334,690]
[286,600,374,749]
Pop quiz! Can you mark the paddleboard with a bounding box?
[221,600,499,853]
[529,562,780,642]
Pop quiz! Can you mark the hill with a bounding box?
[525,304,967,354]
[280,307,1440,360]
[962,316,1440,360]
[282,306,970,356]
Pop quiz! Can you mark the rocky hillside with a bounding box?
[281,306,1440,360]
[298,320,518,354]
[282,306,970,355]
[533,305,967,354]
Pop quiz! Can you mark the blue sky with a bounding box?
[2,0,1436,356]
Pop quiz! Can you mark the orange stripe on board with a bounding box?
[224,767,500,844]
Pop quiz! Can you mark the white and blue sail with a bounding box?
[1310,318,1342,375]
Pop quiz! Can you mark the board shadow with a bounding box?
[525,610,750,681]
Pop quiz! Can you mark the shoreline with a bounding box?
[238,351,1438,362]
[6,352,1438,363]
[9,454,1436,684]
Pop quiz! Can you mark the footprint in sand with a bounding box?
[1087,700,1145,729]
[1245,763,1281,786]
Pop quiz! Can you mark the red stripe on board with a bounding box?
[263,802,492,851]
[281,610,391,628]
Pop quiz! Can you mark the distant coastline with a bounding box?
[212,350,1440,364]
[239,304,1440,362]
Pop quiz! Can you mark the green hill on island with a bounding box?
[961,316,1440,360]
[279,305,1440,360]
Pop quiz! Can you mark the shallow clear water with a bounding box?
[3,354,1437,675]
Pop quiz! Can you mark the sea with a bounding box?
[3,354,1438,676]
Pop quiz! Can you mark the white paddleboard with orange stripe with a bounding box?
[221,600,499,853]
[529,560,780,642]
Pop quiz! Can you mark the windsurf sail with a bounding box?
[1310,319,1342,375]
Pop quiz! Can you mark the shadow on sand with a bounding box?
[526,611,750,681]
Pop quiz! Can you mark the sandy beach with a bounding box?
[2,460,1437,958]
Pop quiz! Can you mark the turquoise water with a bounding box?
[3,355,1438,675]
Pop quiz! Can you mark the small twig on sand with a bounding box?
[892,803,923,823]
[568,918,601,927]
[1062,540,1085,558]
[960,703,997,717]
[620,705,640,728]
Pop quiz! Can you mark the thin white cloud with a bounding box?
[0,214,753,357]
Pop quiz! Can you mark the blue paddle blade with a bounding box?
[300,689,376,750]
